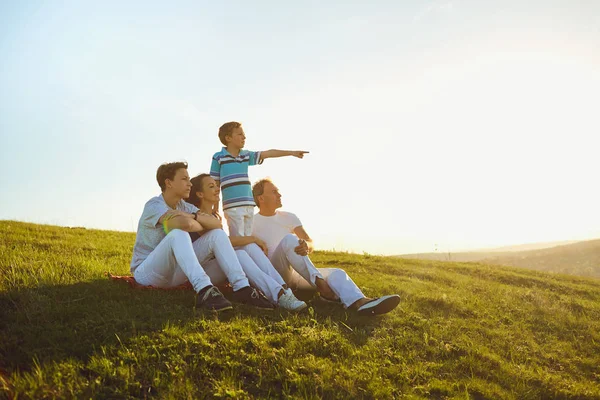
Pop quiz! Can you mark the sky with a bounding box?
[1,0,599,255]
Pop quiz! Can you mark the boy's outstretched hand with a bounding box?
[262,149,310,160]
[291,150,309,159]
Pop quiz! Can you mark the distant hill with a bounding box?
[474,239,580,252]
[399,239,600,278]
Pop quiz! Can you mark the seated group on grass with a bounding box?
[131,161,400,316]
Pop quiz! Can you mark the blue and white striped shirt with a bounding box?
[210,147,262,210]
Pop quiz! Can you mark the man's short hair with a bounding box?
[218,121,241,146]
[252,178,272,207]
[156,161,188,192]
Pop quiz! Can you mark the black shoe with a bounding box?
[356,295,400,316]
[195,285,233,312]
[232,286,275,310]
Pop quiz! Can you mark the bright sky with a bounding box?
[1,1,599,255]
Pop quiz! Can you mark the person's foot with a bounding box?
[356,295,400,316]
[195,285,233,312]
[232,286,275,310]
[278,288,308,312]
[319,295,342,304]
[315,277,338,302]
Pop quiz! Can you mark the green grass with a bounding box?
[2,221,600,399]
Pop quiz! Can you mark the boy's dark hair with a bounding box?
[187,173,211,208]
[252,178,273,207]
[218,121,242,146]
[156,162,188,192]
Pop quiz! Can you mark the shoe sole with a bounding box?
[283,302,308,312]
[235,301,275,310]
[357,295,400,316]
[319,295,342,304]
[197,304,233,313]
[211,304,234,312]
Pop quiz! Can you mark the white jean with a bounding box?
[224,206,254,237]
[204,248,282,303]
[134,229,250,292]
[235,243,287,303]
[191,242,286,303]
[269,234,365,308]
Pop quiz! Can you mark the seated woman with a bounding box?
[186,173,307,312]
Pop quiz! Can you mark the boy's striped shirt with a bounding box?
[210,147,262,210]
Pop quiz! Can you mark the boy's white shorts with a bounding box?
[223,206,255,237]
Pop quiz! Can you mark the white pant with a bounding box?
[236,243,287,303]
[269,234,365,308]
[134,229,250,292]
[197,245,285,303]
[224,206,254,237]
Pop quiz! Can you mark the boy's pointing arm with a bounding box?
[260,149,309,160]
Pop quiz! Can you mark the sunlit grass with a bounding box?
[1,221,600,399]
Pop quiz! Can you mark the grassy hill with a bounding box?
[399,239,600,279]
[1,221,600,399]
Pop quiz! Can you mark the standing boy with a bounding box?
[210,121,308,237]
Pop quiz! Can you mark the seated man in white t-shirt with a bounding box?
[251,179,400,316]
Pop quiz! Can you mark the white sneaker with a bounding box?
[278,288,308,312]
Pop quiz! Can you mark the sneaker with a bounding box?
[356,295,400,316]
[278,288,308,312]
[195,285,233,312]
[232,286,275,310]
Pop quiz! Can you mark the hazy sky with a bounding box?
[1,1,599,255]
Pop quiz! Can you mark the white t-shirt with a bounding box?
[130,194,198,271]
[252,211,302,257]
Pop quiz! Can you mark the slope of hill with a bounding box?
[399,250,500,262]
[399,239,600,278]
[483,239,600,277]
[477,240,580,252]
[2,221,600,399]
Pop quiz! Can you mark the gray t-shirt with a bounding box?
[130,194,198,272]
